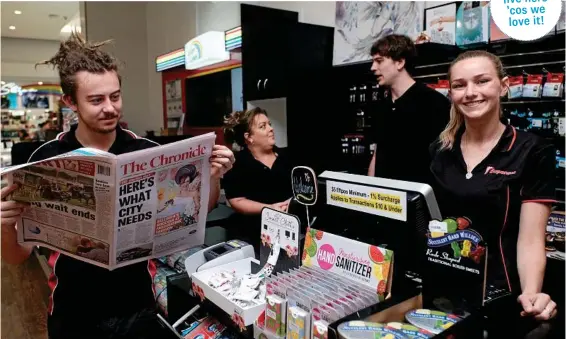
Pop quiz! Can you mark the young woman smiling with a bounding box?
[429,50,557,321]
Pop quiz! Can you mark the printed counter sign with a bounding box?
[490,0,562,41]
[302,228,393,294]
[326,180,407,221]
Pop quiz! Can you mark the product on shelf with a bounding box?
[546,211,565,254]
[507,76,524,100]
[542,73,565,98]
[180,316,227,339]
[386,322,434,339]
[455,1,489,46]
[426,80,449,98]
[522,75,544,98]
[337,321,407,339]
[553,111,565,136]
[254,228,393,339]
[349,86,357,103]
[266,294,286,336]
[404,309,460,335]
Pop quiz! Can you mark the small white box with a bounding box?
[192,257,265,326]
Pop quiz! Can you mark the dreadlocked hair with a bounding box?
[35,31,120,102]
[223,107,268,148]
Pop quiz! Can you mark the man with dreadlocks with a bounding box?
[0,32,235,339]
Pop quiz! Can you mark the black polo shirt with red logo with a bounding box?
[27,125,165,339]
[429,123,557,294]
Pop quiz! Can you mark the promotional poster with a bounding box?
[422,217,488,309]
[302,228,393,295]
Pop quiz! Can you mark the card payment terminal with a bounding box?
[184,240,255,276]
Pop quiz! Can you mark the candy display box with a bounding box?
[252,229,397,339]
[191,257,266,327]
[326,293,482,339]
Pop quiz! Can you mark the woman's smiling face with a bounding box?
[449,56,509,121]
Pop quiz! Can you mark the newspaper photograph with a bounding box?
[0,132,215,270]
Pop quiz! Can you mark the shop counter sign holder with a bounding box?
[291,166,318,227]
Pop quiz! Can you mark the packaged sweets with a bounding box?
[405,309,459,334]
[287,306,308,339]
[266,294,286,336]
[386,322,434,338]
[337,321,408,339]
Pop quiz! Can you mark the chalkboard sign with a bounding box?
[291,166,318,206]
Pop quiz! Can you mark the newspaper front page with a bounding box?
[1,132,215,270]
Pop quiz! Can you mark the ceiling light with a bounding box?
[9,26,16,30]
[60,25,82,34]
[38,82,43,85]
[14,10,22,15]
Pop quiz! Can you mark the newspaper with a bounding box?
[0,132,215,270]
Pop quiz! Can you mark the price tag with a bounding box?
[429,220,448,233]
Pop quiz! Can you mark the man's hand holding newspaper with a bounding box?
[1,183,33,264]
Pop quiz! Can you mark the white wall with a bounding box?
[195,1,452,34]
[146,1,197,134]
[85,2,151,135]
[195,1,336,35]
[75,0,455,135]
[248,98,288,147]
[1,37,60,82]
[84,1,198,135]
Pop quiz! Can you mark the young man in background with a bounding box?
[0,32,235,339]
[367,34,450,185]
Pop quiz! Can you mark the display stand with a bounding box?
[162,169,561,339]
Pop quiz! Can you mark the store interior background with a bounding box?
[1,1,565,339]
[2,0,453,142]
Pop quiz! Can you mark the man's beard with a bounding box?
[78,112,119,134]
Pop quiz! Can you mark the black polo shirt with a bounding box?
[373,82,450,184]
[28,124,163,338]
[222,146,294,246]
[223,146,293,204]
[429,124,557,293]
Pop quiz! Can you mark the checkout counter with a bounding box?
[160,172,565,339]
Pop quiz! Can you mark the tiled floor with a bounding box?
[1,255,50,339]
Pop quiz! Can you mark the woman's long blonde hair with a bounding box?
[438,50,506,151]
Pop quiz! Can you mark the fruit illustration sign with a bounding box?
[302,228,394,295]
[326,180,407,221]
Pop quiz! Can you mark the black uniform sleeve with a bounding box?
[521,140,557,202]
[222,158,247,200]
[428,139,441,160]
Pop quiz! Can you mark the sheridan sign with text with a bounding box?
[326,180,407,221]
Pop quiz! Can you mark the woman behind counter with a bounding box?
[222,107,294,250]
[430,50,557,321]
